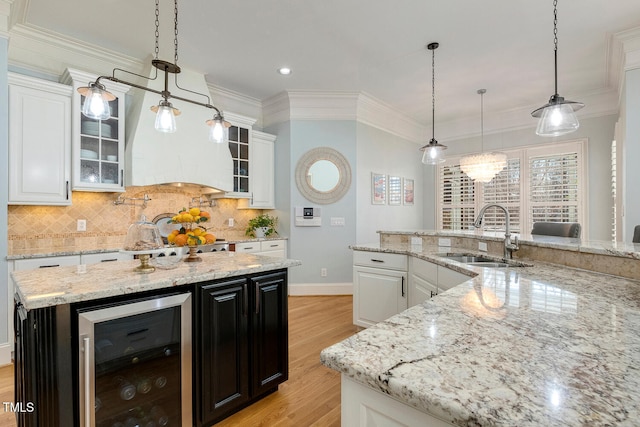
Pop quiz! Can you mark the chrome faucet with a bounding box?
[473,204,519,259]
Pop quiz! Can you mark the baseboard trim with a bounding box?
[0,342,12,367]
[288,282,353,296]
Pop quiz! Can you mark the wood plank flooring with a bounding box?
[0,295,357,427]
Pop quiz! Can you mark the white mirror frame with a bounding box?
[295,147,351,204]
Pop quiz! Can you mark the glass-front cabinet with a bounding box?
[62,68,130,192]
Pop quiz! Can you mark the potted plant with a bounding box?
[246,213,278,238]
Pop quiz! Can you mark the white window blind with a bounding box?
[481,157,521,232]
[436,140,586,236]
[439,163,475,230]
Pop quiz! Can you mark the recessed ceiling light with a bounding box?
[278,67,292,76]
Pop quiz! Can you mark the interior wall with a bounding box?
[285,120,357,286]
[356,123,425,243]
[623,68,640,242]
[421,114,618,241]
[1,35,10,362]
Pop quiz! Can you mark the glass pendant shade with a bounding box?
[420,140,447,165]
[79,84,112,120]
[207,117,225,143]
[152,101,178,133]
[460,152,508,183]
[534,100,581,136]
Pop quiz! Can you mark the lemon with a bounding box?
[189,207,200,217]
[181,213,194,223]
[167,233,177,244]
[193,228,203,236]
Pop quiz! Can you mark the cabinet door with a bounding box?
[248,131,275,208]
[353,266,408,328]
[438,267,470,292]
[409,257,438,306]
[8,76,72,205]
[199,279,250,425]
[250,271,288,397]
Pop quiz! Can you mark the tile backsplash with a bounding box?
[7,185,264,256]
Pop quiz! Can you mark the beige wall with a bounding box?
[8,186,263,256]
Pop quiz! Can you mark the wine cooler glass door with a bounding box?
[78,292,192,427]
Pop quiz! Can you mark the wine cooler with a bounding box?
[77,292,192,427]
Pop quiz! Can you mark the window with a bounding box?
[437,140,586,237]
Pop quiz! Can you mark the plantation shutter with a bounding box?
[480,157,521,233]
[528,150,581,225]
[439,162,475,230]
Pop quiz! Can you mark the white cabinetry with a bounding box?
[409,257,471,307]
[245,130,276,208]
[353,251,407,328]
[80,252,133,265]
[61,68,129,192]
[233,240,287,259]
[8,73,72,205]
[342,376,455,427]
[13,255,81,271]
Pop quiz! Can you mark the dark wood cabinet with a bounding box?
[250,272,288,396]
[197,270,289,427]
[198,277,250,423]
[14,268,289,427]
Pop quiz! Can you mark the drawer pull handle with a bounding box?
[371,259,384,263]
[245,247,254,250]
[39,264,60,268]
[100,258,118,262]
[270,244,278,247]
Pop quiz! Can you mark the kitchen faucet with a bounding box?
[473,204,519,259]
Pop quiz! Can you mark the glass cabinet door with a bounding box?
[228,125,250,193]
[79,98,121,186]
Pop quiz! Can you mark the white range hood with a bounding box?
[124,63,233,193]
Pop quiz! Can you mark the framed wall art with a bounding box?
[388,175,402,205]
[403,178,414,205]
[371,173,386,204]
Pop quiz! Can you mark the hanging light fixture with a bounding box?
[420,42,447,165]
[460,89,507,183]
[77,0,230,141]
[531,0,584,137]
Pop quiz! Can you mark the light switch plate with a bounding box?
[478,242,488,252]
[438,238,451,247]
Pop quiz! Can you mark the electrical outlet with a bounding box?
[438,238,451,247]
[478,242,488,252]
[228,218,234,227]
[77,219,87,232]
[321,268,327,277]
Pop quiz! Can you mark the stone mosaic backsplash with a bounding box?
[7,185,265,256]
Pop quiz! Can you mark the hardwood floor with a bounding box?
[0,295,357,427]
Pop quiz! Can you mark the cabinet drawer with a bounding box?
[14,255,80,271]
[353,251,407,270]
[260,240,284,251]
[80,252,132,265]
[234,242,260,253]
[410,257,438,280]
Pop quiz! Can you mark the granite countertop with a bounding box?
[12,252,301,311]
[6,237,288,261]
[378,229,640,260]
[321,242,640,426]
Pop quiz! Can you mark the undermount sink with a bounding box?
[438,253,529,268]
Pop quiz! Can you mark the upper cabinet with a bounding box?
[218,113,276,209]
[61,68,130,192]
[8,73,72,205]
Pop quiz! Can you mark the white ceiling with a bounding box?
[21,0,640,132]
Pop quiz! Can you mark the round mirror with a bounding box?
[307,160,340,192]
[295,147,351,204]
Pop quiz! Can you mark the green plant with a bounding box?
[245,213,279,237]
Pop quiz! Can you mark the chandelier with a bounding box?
[531,0,584,137]
[77,0,229,142]
[420,42,447,165]
[460,89,507,183]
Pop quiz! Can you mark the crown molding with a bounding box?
[8,23,143,79]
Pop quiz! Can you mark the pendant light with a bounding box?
[420,42,447,165]
[77,0,230,141]
[531,0,584,137]
[460,89,507,183]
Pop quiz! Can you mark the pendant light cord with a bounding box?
[553,0,558,97]
[154,0,160,61]
[479,89,485,152]
[174,0,179,65]
[431,45,435,141]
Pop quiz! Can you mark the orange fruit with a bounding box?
[174,234,188,247]
[200,211,211,219]
[204,233,216,244]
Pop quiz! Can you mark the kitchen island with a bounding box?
[321,235,640,426]
[12,251,301,427]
